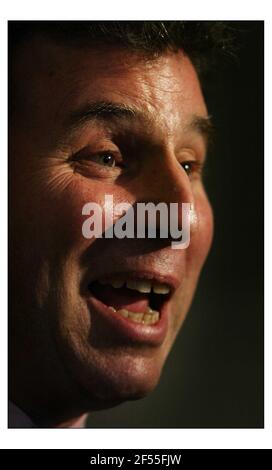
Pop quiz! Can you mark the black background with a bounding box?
[88,21,264,428]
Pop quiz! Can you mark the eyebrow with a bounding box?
[66,101,142,130]
[188,115,216,147]
[65,100,215,146]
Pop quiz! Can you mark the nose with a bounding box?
[140,148,194,205]
[130,147,195,243]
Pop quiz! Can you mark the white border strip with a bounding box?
[0,0,269,450]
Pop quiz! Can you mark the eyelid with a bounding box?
[178,145,206,164]
[70,145,122,163]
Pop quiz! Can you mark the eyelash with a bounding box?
[71,149,122,168]
[181,160,204,177]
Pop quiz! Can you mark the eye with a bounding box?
[91,152,116,168]
[181,159,205,176]
[181,161,193,175]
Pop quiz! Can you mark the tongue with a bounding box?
[90,282,150,313]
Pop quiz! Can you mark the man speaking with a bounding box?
[8,21,228,427]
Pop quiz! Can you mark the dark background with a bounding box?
[87,21,264,428]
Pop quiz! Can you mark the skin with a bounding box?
[9,36,214,427]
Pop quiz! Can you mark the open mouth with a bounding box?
[88,276,172,326]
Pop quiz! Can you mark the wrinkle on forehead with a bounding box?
[13,37,207,147]
[66,57,204,136]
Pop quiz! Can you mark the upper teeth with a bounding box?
[98,278,170,294]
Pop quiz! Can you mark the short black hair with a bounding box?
[8,20,237,77]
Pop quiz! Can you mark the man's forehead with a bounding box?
[16,35,201,97]
[13,37,209,144]
[55,50,206,124]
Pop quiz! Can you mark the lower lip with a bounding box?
[86,293,170,347]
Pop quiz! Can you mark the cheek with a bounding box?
[166,191,213,344]
[48,176,102,254]
[49,175,131,255]
[188,189,214,272]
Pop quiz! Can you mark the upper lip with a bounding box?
[88,269,180,296]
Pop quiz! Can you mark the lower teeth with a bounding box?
[108,306,159,325]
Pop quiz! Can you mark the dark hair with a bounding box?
[8,20,237,77]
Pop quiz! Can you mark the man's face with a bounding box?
[10,37,213,421]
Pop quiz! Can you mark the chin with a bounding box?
[109,359,162,401]
[71,349,165,411]
[55,299,169,412]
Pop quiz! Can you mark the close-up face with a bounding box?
[10,36,213,425]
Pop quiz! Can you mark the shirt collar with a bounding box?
[8,401,88,428]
